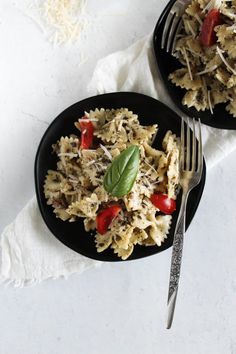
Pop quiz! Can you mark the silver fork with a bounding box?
[166,117,203,329]
[161,0,190,54]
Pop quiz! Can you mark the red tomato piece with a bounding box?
[96,205,121,235]
[150,193,176,215]
[79,119,94,149]
[199,9,222,47]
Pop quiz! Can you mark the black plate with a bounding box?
[35,92,206,262]
[153,0,236,130]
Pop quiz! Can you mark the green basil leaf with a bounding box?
[103,145,140,197]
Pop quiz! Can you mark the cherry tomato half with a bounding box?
[150,193,176,215]
[199,9,222,47]
[79,119,94,149]
[96,204,121,235]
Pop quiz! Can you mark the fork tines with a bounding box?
[181,117,203,174]
[161,0,189,54]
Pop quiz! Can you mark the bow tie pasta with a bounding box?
[44,108,180,260]
[169,0,236,117]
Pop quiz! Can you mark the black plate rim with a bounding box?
[35,91,206,262]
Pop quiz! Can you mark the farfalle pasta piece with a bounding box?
[60,179,78,196]
[66,201,87,218]
[84,218,96,232]
[53,208,71,221]
[131,209,153,230]
[161,131,180,199]
[140,235,156,246]
[111,242,134,261]
[80,149,102,165]
[200,54,222,71]
[186,37,204,57]
[95,119,128,143]
[154,177,168,195]
[155,156,168,185]
[128,123,158,145]
[53,136,79,155]
[143,142,164,161]
[57,160,81,180]
[131,229,149,245]
[174,37,202,66]
[93,186,109,203]
[216,24,236,58]
[169,68,202,90]
[220,5,236,20]
[44,108,180,260]
[67,193,99,218]
[183,15,199,37]
[95,231,113,252]
[84,108,107,129]
[55,136,80,170]
[79,149,105,187]
[123,188,144,211]
[44,170,65,204]
[226,90,236,117]
[167,148,180,200]
[210,81,232,105]
[162,130,179,153]
[94,108,139,143]
[168,0,236,115]
[147,214,172,247]
[215,67,231,86]
[44,171,72,221]
[113,225,134,251]
[227,75,236,88]
[182,85,209,111]
[186,0,202,15]
[197,0,211,10]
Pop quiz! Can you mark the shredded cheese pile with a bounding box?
[30,0,89,45]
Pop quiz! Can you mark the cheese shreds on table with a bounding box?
[29,0,89,45]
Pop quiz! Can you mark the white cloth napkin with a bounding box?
[1,33,236,287]
[0,197,101,287]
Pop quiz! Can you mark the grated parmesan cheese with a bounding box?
[58,152,78,157]
[196,65,218,75]
[183,47,193,81]
[194,13,203,25]
[202,0,223,12]
[144,160,157,174]
[79,118,99,122]
[216,46,236,75]
[99,144,113,160]
[207,90,214,115]
[186,20,196,37]
[30,0,89,45]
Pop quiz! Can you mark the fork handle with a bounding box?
[166,191,189,329]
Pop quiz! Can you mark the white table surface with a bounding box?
[1,1,236,353]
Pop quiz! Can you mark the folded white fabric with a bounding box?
[1,33,236,286]
[0,197,101,287]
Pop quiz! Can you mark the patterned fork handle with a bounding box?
[166,190,189,329]
[166,117,203,329]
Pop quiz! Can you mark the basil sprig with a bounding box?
[103,145,140,197]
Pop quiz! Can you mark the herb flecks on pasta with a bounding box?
[44,108,180,260]
[169,0,236,117]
